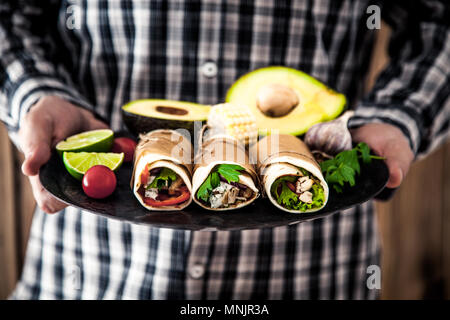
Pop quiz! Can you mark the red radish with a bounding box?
[82,165,117,199]
[111,137,137,162]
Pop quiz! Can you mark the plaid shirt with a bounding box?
[1,0,449,299]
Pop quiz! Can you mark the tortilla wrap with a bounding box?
[131,129,193,211]
[254,134,329,213]
[192,134,260,211]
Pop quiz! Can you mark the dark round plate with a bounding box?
[39,150,388,231]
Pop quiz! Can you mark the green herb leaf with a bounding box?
[196,164,246,203]
[319,160,335,174]
[333,184,343,193]
[196,175,213,202]
[148,167,177,190]
[216,164,245,183]
[340,164,356,186]
[320,142,382,193]
[210,171,220,188]
[270,175,297,198]
[277,182,299,207]
[356,142,371,164]
[334,149,360,175]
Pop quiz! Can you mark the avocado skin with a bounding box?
[122,108,205,138]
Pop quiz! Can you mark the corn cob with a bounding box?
[207,103,257,145]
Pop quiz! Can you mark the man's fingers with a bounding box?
[29,176,67,214]
[22,144,52,176]
[350,123,414,189]
[384,158,403,188]
[79,108,109,132]
[380,140,413,189]
[19,111,53,176]
[86,117,109,131]
[17,96,109,213]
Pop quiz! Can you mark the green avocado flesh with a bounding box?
[226,66,346,136]
[122,99,210,136]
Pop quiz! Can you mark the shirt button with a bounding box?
[189,264,205,279]
[200,61,218,78]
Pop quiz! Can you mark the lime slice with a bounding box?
[56,129,114,156]
[63,152,124,180]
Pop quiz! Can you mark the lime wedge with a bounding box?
[56,129,114,156]
[63,152,124,180]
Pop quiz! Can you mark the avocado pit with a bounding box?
[256,83,299,117]
[156,106,189,116]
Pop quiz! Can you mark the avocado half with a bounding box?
[122,99,210,136]
[226,66,346,136]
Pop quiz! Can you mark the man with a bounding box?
[1,0,448,299]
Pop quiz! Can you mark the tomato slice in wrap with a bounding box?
[140,164,150,185]
[143,186,190,207]
[140,164,190,207]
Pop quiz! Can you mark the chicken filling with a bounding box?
[209,181,254,208]
[196,164,255,208]
[271,168,325,212]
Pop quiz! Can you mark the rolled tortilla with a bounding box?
[131,129,193,211]
[254,134,329,213]
[192,134,260,211]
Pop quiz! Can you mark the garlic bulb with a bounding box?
[304,110,354,157]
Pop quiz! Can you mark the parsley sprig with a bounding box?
[196,164,245,202]
[320,142,384,193]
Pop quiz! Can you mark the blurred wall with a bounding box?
[376,145,450,299]
[366,23,450,299]
[0,22,449,300]
[0,125,34,299]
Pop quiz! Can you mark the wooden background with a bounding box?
[0,23,449,299]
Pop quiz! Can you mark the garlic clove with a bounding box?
[304,110,354,157]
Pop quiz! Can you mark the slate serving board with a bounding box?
[39,147,389,231]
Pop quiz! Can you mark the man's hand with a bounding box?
[19,96,109,213]
[350,123,414,189]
